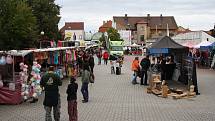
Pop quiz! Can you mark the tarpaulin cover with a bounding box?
[149,36,187,54]
[200,42,215,50]
[194,41,212,48]
[0,83,22,105]
[150,36,186,49]
[149,48,169,54]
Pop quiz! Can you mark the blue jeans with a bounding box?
[140,70,148,85]
[132,71,138,84]
[81,82,89,101]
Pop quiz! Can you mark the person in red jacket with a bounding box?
[103,51,109,65]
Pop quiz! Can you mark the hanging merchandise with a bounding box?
[0,80,3,88]
[6,55,13,64]
[0,56,6,65]
[66,50,72,63]
[63,50,66,63]
[71,50,77,61]
[59,51,63,64]
[68,65,76,77]
[58,41,63,47]
[19,62,28,83]
[61,51,64,64]
[50,41,54,47]
[48,52,54,64]
[19,62,30,100]
[44,52,48,59]
[30,61,42,99]
[9,83,15,91]
[54,51,59,65]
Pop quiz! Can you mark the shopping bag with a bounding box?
[89,73,95,83]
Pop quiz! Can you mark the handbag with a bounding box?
[89,73,95,83]
[89,67,95,83]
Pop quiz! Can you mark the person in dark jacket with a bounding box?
[160,55,166,81]
[88,54,95,73]
[67,77,78,121]
[140,55,151,85]
[81,63,91,103]
[40,66,62,121]
[77,55,83,77]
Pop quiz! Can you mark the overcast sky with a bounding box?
[55,0,215,32]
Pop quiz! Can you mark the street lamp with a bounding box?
[127,24,132,45]
[41,31,44,35]
[40,31,44,48]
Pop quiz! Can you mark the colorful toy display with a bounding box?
[30,61,42,102]
[19,62,29,100]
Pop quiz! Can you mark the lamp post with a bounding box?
[40,31,44,48]
[127,24,132,46]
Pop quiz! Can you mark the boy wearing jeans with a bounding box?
[110,60,115,74]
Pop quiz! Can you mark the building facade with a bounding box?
[172,31,215,47]
[113,14,178,45]
[98,20,112,33]
[59,22,85,41]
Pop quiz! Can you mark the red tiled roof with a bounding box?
[60,22,84,33]
[99,20,112,32]
[137,20,147,24]
[113,15,178,30]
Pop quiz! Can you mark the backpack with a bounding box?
[140,58,150,70]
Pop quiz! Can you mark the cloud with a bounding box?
[56,0,215,31]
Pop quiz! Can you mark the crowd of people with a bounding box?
[38,47,123,121]
[131,55,176,85]
[188,48,215,69]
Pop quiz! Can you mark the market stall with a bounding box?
[194,41,212,49]
[200,42,215,51]
[33,47,77,78]
[125,43,142,55]
[147,36,198,99]
[0,50,33,104]
[0,47,78,104]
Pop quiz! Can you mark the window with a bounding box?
[140,35,144,41]
[79,35,82,40]
[111,46,123,51]
[141,26,144,31]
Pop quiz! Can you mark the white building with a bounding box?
[172,31,215,46]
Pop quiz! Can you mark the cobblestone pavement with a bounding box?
[1,56,215,121]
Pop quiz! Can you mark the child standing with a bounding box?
[110,60,115,74]
[67,77,78,121]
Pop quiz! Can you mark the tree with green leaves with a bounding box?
[107,27,123,41]
[27,0,61,41]
[0,0,38,50]
[99,33,106,48]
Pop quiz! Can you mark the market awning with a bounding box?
[130,43,141,47]
[194,41,212,48]
[0,50,33,57]
[149,36,188,54]
[149,48,169,54]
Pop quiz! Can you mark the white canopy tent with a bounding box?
[194,41,212,48]
[130,43,141,47]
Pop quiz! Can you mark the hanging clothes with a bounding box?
[48,52,54,64]
[58,41,63,47]
[66,50,72,63]
[62,50,66,63]
[54,51,59,65]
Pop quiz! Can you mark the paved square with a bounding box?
[1,56,215,121]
